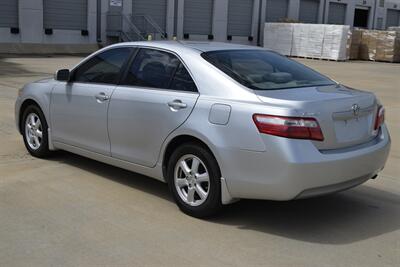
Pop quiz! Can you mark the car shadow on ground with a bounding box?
[0,58,50,78]
[50,151,400,245]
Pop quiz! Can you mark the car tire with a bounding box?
[167,143,222,218]
[21,105,51,158]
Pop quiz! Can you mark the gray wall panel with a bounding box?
[299,0,320,23]
[266,0,289,22]
[0,0,18,27]
[184,0,213,35]
[386,9,400,28]
[227,0,253,36]
[328,2,347,25]
[133,0,167,31]
[43,0,88,30]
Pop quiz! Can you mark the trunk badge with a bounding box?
[352,104,360,117]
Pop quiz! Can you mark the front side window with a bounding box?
[122,48,197,92]
[202,50,335,90]
[73,47,132,84]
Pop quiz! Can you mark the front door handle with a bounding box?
[95,92,110,102]
[168,100,187,110]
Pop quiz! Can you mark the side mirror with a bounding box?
[56,69,70,81]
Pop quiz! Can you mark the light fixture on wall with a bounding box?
[10,27,19,34]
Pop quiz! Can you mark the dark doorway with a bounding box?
[354,8,369,28]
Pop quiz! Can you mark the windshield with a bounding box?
[201,50,335,90]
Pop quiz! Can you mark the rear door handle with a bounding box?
[168,100,187,110]
[95,92,110,102]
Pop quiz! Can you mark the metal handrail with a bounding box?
[122,14,145,41]
[131,14,167,39]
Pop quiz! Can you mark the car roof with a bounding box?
[109,40,263,54]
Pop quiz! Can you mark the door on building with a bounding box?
[132,0,167,32]
[227,0,253,37]
[265,0,289,22]
[183,0,214,36]
[43,0,88,30]
[299,0,320,24]
[0,0,18,28]
[386,9,400,28]
[328,2,347,25]
[353,7,370,28]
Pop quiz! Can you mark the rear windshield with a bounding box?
[201,50,335,90]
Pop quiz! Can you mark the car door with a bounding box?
[50,47,133,155]
[108,48,199,167]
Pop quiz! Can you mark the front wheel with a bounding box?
[167,143,222,218]
[22,105,51,158]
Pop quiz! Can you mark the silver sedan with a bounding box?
[15,41,391,217]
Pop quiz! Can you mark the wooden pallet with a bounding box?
[289,56,346,62]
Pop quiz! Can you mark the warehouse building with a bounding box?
[0,0,400,52]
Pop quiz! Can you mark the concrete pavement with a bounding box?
[0,56,399,266]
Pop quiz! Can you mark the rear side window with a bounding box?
[73,47,132,84]
[202,50,335,90]
[122,48,197,92]
[170,63,197,92]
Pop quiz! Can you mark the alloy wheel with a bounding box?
[174,154,210,206]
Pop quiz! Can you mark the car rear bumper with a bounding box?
[219,125,391,201]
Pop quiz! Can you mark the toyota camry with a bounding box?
[15,41,391,217]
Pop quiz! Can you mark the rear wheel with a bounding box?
[167,143,222,218]
[22,105,51,158]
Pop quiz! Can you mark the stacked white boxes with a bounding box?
[263,23,351,61]
[291,23,309,57]
[321,25,351,60]
[263,23,294,55]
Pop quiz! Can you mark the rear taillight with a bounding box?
[374,105,385,130]
[253,114,324,141]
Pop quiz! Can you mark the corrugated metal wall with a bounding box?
[227,0,253,36]
[328,2,347,25]
[0,0,18,28]
[43,0,88,30]
[183,0,213,35]
[386,9,400,28]
[299,0,320,23]
[133,0,167,31]
[265,0,289,22]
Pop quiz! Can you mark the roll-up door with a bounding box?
[133,0,167,31]
[299,0,320,23]
[43,0,88,30]
[266,0,289,22]
[386,9,400,28]
[0,0,18,28]
[184,0,213,35]
[227,0,253,36]
[328,2,347,25]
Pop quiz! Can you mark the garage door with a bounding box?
[43,0,87,30]
[299,0,320,23]
[328,2,347,25]
[227,0,253,36]
[0,0,18,28]
[386,9,400,28]
[133,0,167,31]
[184,0,213,35]
[266,0,289,22]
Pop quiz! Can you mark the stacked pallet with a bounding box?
[263,23,350,61]
[351,29,400,63]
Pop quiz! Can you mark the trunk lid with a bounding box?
[255,84,378,150]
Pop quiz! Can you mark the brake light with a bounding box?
[253,114,324,141]
[374,106,385,130]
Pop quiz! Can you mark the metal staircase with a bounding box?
[118,14,167,42]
